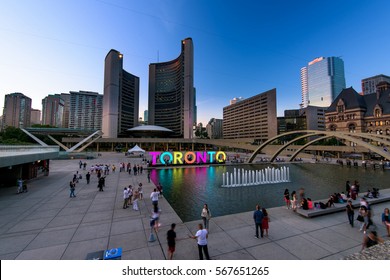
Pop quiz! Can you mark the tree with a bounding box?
[0,126,33,144]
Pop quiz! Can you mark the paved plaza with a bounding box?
[0,152,389,260]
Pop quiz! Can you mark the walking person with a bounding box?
[98,178,104,192]
[189,224,211,260]
[127,185,133,206]
[262,208,270,237]
[201,204,211,230]
[284,189,290,209]
[86,172,91,184]
[150,188,159,207]
[138,183,143,200]
[167,223,177,260]
[253,204,264,238]
[150,205,161,232]
[123,187,129,209]
[69,180,76,197]
[361,230,383,252]
[346,199,355,227]
[133,189,139,211]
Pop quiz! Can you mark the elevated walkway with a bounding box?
[296,188,390,218]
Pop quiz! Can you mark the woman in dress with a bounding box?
[262,208,270,237]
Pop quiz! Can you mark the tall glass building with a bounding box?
[301,57,346,108]
[102,49,140,138]
[148,38,195,139]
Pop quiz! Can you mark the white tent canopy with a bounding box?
[127,145,145,154]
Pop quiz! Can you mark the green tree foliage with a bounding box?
[0,127,34,144]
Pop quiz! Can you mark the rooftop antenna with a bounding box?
[157,50,159,62]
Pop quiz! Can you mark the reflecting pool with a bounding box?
[150,163,390,222]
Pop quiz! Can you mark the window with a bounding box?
[348,123,356,133]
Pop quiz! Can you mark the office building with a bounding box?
[60,93,70,128]
[143,110,148,124]
[278,106,326,134]
[30,109,41,125]
[2,92,32,128]
[148,38,195,139]
[361,74,390,95]
[206,118,223,139]
[42,94,64,127]
[69,91,103,130]
[301,57,346,108]
[102,49,140,138]
[223,89,277,141]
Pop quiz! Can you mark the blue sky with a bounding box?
[1,0,390,125]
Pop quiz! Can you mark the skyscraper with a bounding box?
[102,49,140,138]
[301,57,346,108]
[148,38,195,139]
[42,94,64,127]
[2,92,32,128]
[69,91,103,130]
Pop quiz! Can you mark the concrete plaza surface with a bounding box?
[0,152,389,260]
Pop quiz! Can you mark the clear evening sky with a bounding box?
[1,0,390,125]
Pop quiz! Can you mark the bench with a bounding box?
[296,191,390,218]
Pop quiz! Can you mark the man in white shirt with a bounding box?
[150,188,159,206]
[189,223,210,260]
[123,187,129,209]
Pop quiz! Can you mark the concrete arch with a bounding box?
[247,130,317,162]
[289,135,331,161]
[248,130,390,163]
[269,133,328,162]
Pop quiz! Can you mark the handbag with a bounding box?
[356,215,364,222]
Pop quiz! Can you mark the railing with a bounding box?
[0,145,59,156]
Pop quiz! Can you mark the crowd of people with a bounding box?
[283,180,388,253]
[68,157,389,259]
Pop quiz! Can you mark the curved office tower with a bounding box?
[102,49,139,138]
[148,38,195,139]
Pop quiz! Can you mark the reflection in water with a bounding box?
[150,164,390,222]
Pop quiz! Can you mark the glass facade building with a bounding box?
[148,38,195,139]
[301,57,346,108]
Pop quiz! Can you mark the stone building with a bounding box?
[325,87,390,137]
